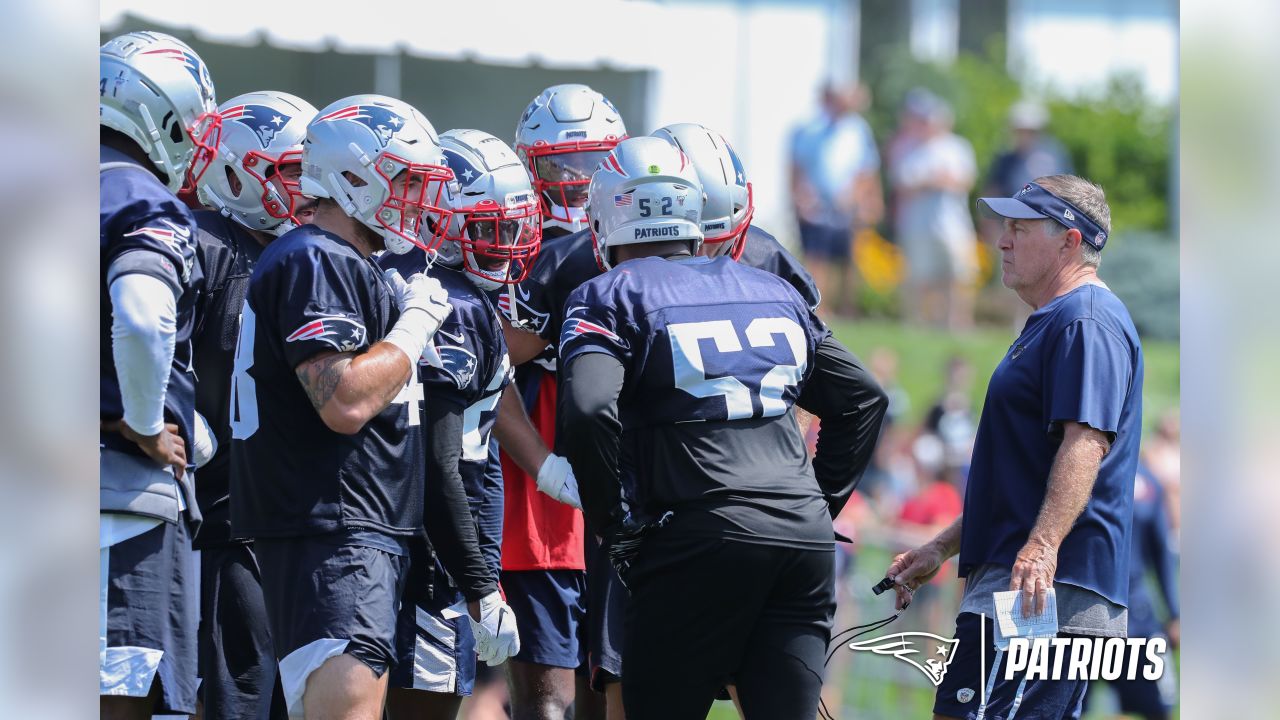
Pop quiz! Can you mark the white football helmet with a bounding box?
[196,91,318,236]
[438,129,542,291]
[651,123,754,260]
[514,84,627,233]
[585,136,704,271]
[100,31,221,193]
[300,95,454,255]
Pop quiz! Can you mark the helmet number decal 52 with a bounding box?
[668,317,808,420]
[637,197,673,218]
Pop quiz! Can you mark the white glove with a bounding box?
[536,454,582,509]
[191,411,216,469]
[382,268,452,362]
[467,591,520,666]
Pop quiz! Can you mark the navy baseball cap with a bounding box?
[977,182,1108,250]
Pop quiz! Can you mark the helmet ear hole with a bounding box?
[169,121,184,144]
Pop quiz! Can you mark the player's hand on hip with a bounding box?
[536,454,582,509]
[1010,537,1058,618]
[886,543,947,611]
[466,591,520,666]
[119,421,187,479]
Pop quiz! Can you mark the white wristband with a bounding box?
[383,308,434,364]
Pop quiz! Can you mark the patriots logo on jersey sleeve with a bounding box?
[221,104,292,149]
[562,317,624,347]
[123,217,193,251]
[141,48,215,108]
[316,103,406,148]
[429,342,479,390]
[285,316,367,352]
[497,289,551,337]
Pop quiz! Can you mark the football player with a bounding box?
[190,89,318,720]
[492,83,624,720]
[498,118,824,713]
[99,30,219,720]
[379,129,535,719]
[558,137,889,719]
[228,94,478,720]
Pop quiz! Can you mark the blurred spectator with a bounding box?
[885,88,938,234]
[789,82,883,317]
[985,100,1074,199]
[891,93,978,330]
[921,355,977,479]
[1143,408,1181,537]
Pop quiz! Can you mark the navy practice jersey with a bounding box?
[378,256,512,503]
[100,145,202,459]
[229,225,424,538]
[504,225,820,346]
[190,211,265,547]
[559,256,834,548]
[1127,464,1178,637]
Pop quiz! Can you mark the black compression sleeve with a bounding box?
[422,401,497,602]
[559,353,627,535]
[797,335,889,518]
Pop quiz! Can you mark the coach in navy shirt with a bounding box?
[886,174,1144,720]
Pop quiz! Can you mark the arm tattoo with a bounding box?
[296,352,351,413]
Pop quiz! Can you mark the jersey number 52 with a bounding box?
[668,317,807,420]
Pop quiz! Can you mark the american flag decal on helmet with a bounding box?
[285,316,368,353]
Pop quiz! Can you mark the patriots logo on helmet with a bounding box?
[443,148,483,187]
[726,142,747,187]
[221,104,292,149]
[285,316,367,352]
[142,48,215,107]
[847,632,959,686]
[316,104,407,149]
[428,343,478,390]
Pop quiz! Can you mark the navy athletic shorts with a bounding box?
[101,517,198,715]
[500,569,585,669]
[197,541,287,719]
[255,531,409,716]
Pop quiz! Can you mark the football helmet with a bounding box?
[438,129,542,291]
[196,91,318,236]
[300,95,454,255]
[651,123,754,260]
[585,136,704,271]
[100,31,221,193]
[514,84,626,233]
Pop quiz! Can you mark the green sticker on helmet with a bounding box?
[647,164,661,174]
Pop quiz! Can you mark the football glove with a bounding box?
[467,591,520,666]
[606,510,674,588]
[383,268,452,362]
[535,454,582,509]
